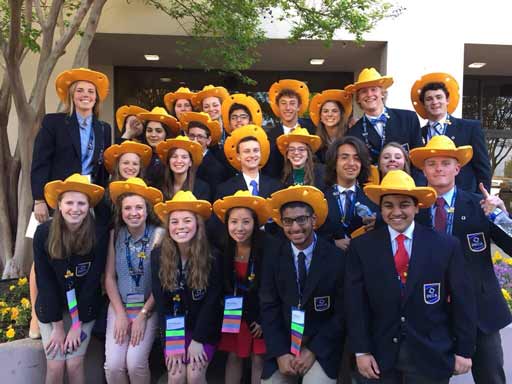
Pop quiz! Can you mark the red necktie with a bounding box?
[434,197,447,233]
[394,234,409,284]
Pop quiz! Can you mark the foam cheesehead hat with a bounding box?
[221,93,263,133]
[213,190,272,226]
[409,135,473,169]
[276,127,322,155]
[268,79,310,118]
[55,67,110,103]
[410,72,460,119]
[344,67,394,94]
[179,112,222,146]
[103,141,152,174]
[137,107,181,136]
[156,135,204,167]
[109,177,163,205]
[164,87,196,112]
[223,124,270,171]
[191,85,230,109]
[267,185,328,228]
[364,170,437,208]
[44,173,105,209]
[154,190,212,223]
[116,105,149,132]
[309,89,353,127]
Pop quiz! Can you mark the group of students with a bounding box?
[27,66,512,384]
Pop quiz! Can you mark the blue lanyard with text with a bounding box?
[334,186,355,228]
[233,258,255,296]
[124,226,149,287]
[361,108,388,158]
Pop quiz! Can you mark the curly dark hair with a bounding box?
[419,82,450,104]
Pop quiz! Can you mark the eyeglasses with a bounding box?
[281,215,311,227]
[288,147,307,153]
[188,133,208,141]
[230,114,250,121]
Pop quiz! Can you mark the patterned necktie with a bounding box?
[250,180,259,196]
[434,197,447,233]
[431,122,444,136]
[343,190,353,223]
[394,234,409,284]
[297,251,307,296]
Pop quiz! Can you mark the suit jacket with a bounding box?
[151,247,223,346]
[197,150,230,199]
[260,236,346,379]
[318,184,380,241]
[346,108,423,165]
[346,224,476,380]
[421,117,491,192]
[420,189,512,333]
[263,118,316,178]
[215,173,283,200]
[33,221,108,323]
[31,112,112,200]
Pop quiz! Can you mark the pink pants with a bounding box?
[104,303,158,384]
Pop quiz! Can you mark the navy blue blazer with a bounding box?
[318,184,380,241]
[346,108,423,165]
[421,117,491,193]
[31,112,112,200]
[215,173,283,200]
[346,223,476,380]
[196,150,230,199]
[263,117,316,178]
[260,236,346,379]
[420,189,512,334]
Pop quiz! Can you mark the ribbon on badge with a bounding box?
[165,316,186,356]
[222,296,243,334]
[125,293,144,321]
[66,288,80,329]
[290,307,305,356]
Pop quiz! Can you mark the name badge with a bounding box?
[165,316,186,356]
[290,307,305,356]
[222,296,243,334]
[75,262,91,277]
[423,283,441,305]
[467,232,486,252]
[314,296,330,312]
[192,289,205,301]
[125,293,145,321]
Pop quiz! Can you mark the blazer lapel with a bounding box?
[444,116,458,143]
[92,117,104,165]
[281,243,300,305]
[66,114,82,160]
[403,225,430,304]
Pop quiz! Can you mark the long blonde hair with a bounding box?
[158,214,212,291]
[47,196,95,260]
[63,81,101,117]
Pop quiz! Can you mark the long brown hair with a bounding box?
[281,145,316,185]
[162,148,196,200]
[63,81,101,118]
[158,213,212,291]
[315,100,347,150]
[47,196,95,260]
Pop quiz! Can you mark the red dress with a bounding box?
[218,261,266,357]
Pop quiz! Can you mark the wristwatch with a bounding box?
[140,308,150,318]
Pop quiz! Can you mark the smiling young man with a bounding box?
[346,170,476,384]
[319,136,379,250]
[345,68,423,168]
[261,186,345,383]
[264,80,316,178]
[411,72,491,192]
[410,136,512,384]
[216,125,282,199]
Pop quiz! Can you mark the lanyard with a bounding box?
[172,260,187,316]
[361,108,388,159]
[432,187,457,235]
[124,226,149,288]
[233,257,255,296]
[333,186,355,228]
[294,235,317,309]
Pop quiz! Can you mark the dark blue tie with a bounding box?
[369,114,388,126]
[250,180,259,196]
[297,251,307,296]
